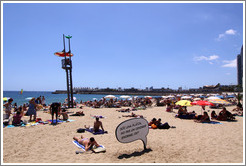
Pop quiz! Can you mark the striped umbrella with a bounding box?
[209,99,230,105]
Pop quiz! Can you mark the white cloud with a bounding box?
[216,29,237,41]
[209,62,213,65]
[225,29,237,35]
[193,55,219,62]
[222,59,237,68]
[226,73,231,75]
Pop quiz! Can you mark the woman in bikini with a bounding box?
[73,136,100,151]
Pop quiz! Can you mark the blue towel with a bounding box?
[47,120,64,123]
[72,140,105,151]
[7,125,15,128]
[85,128,107,135]
[73,140,86,151]
[202,121,222,124]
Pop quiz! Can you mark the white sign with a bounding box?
[115,118,149,149]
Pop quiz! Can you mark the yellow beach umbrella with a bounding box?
[175,100,192,106]
[3,97,8,102]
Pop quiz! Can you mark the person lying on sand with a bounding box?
[122,112,143,118]
[70,111,85,116]
[116,108,130,112]
[84,117,104,132]
[73,135,100,151]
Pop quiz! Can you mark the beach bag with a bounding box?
[151,124,157,129]
[77,128,85,133]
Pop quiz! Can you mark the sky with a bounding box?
[2,2,244,91]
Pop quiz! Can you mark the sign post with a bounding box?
[115,118,149,150]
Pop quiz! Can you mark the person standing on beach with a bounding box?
[3,98,13,119]
[49,102,61,124]
[26,98,37,122]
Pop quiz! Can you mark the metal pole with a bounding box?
[63,34,71,108]
[68,37,74,108]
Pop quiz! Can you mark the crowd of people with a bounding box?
[82,97,153,109]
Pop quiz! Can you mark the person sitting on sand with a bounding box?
[12,111,24,126]
[59,108,68,121]
[49,102,61,124]
[211,111,218,120]
[122,112,143,118]
[195,111,210,123]
[166,103,172,112]
[73,135,100,151]
[84,117,104,132]
[217,107,235,121]
[156,118,175,129]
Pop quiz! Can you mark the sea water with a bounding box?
[3,91,123,106]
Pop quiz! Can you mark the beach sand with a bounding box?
[3,105,244,163]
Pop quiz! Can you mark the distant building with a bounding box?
[237,45,243,86]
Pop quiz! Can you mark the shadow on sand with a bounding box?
[118,148,152,159]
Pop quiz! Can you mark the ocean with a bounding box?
[3,91,124,106]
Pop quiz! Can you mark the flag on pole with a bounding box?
[65,35,72,39]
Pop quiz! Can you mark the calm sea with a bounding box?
[3,91,123,106]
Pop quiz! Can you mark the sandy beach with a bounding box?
[3,104,244,163]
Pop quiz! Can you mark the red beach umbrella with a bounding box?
[54,51,74,57]
[191,100,214,106]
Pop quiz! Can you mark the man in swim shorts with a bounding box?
[49,102,61,124]
[84,117,104,132]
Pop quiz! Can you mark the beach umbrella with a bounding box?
[144,96,152,99]
[209,99,231,105]
[226,95,235,98]
[167,95,175,98]
[120,95,131,99]
[215,95,224,99]
[206,96,220,100]
[92,98,98,101]
[3,97,9,102]
[191,100,214,114]
[181,96,192,99]
[191,100,214,106]
[193,98,201,101]
[104,95,116,99]
[175,100,192,106]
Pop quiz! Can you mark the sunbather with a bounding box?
[84,117,104,132]
[195,111,210,123]
[122,112,143,118]
[211,111,218,120]
[73,135,100,151]
[217,107,235,121]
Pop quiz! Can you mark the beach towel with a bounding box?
[202,121,222,124]
[72,140,106,153]
[85,128,108,135]
[47,120,64,123]
[90,115,106,119]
